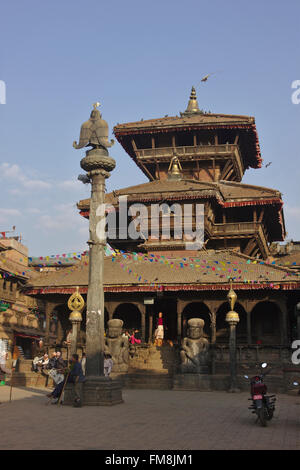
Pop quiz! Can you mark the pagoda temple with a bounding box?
[23,89,300,391]
[79,87,285,259]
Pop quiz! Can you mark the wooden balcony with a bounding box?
[133,143,244,179]
[207,221,269,257]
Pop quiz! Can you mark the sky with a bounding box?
[0,0,299,257]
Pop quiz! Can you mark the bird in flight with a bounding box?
[200,71,221,83]
[265,162,272,168]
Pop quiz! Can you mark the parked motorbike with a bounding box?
[245,363,276,427]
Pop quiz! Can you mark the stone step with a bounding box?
[6,372,53,389]
[17,360,34,373]
[125,373,173,390]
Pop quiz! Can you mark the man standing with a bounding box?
[68,354,86,407]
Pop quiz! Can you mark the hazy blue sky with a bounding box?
[0,0,299,256]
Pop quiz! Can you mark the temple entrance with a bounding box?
[251,301,281,345]
[15,335,35,359]
[152,298,177,342]
[113,303,141,333]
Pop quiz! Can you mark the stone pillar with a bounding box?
[148,307,153,343]
[245,299,257,345]
[226,283,240,393]
[139,304,146,343]
[228,322,239,390]
[45,301,57,347]
[246,310,252,345]
[70,322,79,356]
[177,310,182,342]
[67,288,84,357]
[177,299,184,343]
[278,299,289,345]
[84,165,108,376]
[45,302,51,345]
[67,103,122,406]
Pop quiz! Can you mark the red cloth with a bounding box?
[158,317,163,325]
[129,335,141,345]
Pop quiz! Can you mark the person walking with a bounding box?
[67,354,86,407]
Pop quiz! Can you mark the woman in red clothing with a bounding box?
[154,312,164,347]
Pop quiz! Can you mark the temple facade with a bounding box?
[23,89,300,390]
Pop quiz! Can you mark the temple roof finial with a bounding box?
[182,86,203,116]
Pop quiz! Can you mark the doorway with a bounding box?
[152,298,177,341]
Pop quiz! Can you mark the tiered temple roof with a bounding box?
[25,250,300,294]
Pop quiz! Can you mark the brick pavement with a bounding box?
[0,385,299,450]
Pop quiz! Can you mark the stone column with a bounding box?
[83,159,113,376]
[45,301,57,347]
[226,283,240,393]
[139,304,146,343]
[278,299,289,345]
[68,103,122,406]
[148,306,153,343]
[246,310,252,345]
[67,287,84,356]
[177,299,184,343]
[45,302,52,345]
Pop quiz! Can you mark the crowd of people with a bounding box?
[36,350,115,406]
[46,353,86,407]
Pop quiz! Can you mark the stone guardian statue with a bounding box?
[104,319,129,372]
[180,318,209,373]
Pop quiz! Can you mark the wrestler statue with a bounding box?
[180,318,209,373]
[104,319,129,372]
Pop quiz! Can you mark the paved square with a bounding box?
[0,385,299,450]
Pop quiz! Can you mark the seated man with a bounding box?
[33,353,49,372]
[55,351,66,370]
[48,352,57,370]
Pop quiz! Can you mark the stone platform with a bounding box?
[173,373,212,391]
[63,376,123,406]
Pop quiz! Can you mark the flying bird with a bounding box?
[200,71,222,83]
[265,162,272,168]
[201,74,212,82]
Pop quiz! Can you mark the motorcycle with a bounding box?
[244,362,276,427]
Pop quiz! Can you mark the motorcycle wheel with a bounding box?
[258,407,268,426]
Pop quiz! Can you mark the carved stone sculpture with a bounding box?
[73,103,114,150]
[104,319,129,372]
[180,318,209,373]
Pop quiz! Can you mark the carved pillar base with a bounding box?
[63,376,123,406]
